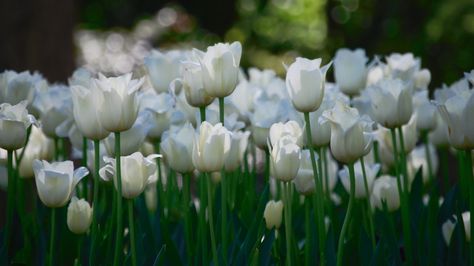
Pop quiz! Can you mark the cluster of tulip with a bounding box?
[0,42,473,266]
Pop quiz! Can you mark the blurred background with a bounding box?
[1,0,474,90]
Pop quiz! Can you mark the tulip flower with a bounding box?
[178,61,214,108]
[386,53,420,81]
[269,120,304,148]
[144,50,185,93]
[413,90,437,132]
[320,101,373,164]
[160,123,196,174]
[224,130,250,172]
[285,57,331,112]
[67,197,93,234]
[293,150,316,196]
[333,48,368,96]
[99,152,160,199]
[270,135,301,182]
[408,144,438,184]
[193,42,242,98]
[339,161,380,199]
[371,175,401,211]
[414,69,431,90]
[0,101,37,150]
[94,73,144,133]
[18,127,54,178]
[34,84,72,138]
[70,83,109,141]
[0,70,44,108]
[33,160,89,208]
[192,122,231,173]
[366,78,413,128]
[263,200,284,229]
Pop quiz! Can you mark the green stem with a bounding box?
[441,147,449,193]
[49,208,56,266]
[54,138,59,161]
[199,174,208,265]
[205,173,219,266]
[183,173,192,262]
[322,146,330,203]
[16,126,32,166]
[360,157,376,250]
[283,182,293,266]
[5,150,14,261]
[465,150,474,266]
[389,129,404,209]
[397,127,413,266]
[90,140,100,265]
[218,97,225,124]
[82,137,88,199]
[304,112,326,265]
[113,132,123,266]
[128,200,137,266]
[305,197,311,266]
[221,169,228,259]
[264,148,270,184]
[336,163,356,266]
[373,141,380,165]
[76,235,83,266]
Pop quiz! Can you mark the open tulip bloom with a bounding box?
[5,45,474,266]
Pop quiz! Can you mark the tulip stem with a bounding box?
[183,172,192,262]
[304,197,311,266]
[49,208,56,266]
[4,150,14,262]
[82,137,88,200]
[198,174,208,265]
[397,127,413,266]
[90,140,100,265]
[218,97,224,124]
[465,149,474,266]
[113,132,124,266]
[221,169,228,259]
[303,112,326,265]
[373,141,380,166]
[336,162,356,266]
[199,106,206,122]
[360,157,376,249]
[205,173,219,266]
[128,200,137,266]
[322,146,330,203]
[283,182,293,266]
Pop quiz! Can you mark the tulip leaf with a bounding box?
[153,245,166,266]
[259,228,275,266]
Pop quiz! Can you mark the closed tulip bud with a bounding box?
[408,144,438,184]
[263,200,284,229]
[414,69,431,90]
[145,184,158,212]
[33,160,89,208]
[192,122,231,172]
[371,175,400,212]
[435,85,474,149]
[144,50,184,93]
[18,127,54,178]
[0,101,37,150]
[178,61,214,108]
[225,131,250,172]
[463,212,471,242]
[399,116,418,154]
[252,125,270,149]
[34,84,72,138]
[67,197,93,234]
[367,78,413,128]
[0,70,41,106]
[285,57,331,112]
[71,83,109,141]
[333,48,368,96]
[100,152,160,199]
[339,161,380,199]
[270,135,301,182]
[193,42,242,98]
[94,73,144,132]
[386,53,420,81]
[161,123,196,173]
[413,90,437,131]
[429,113,449,147]
[269,120,304,147]
[320,101,373,164]
[293,150,316,196]
[442,217,457,246]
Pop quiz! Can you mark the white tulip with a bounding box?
[192,122,231,172]
[408,144,438,184]
[367,78,413,128]
[333,48,368,96]
[18,127,54,178]
[263,200,284,229]
[429,113,449,147]
[179,61,214,108]
[414,69,431,90]
[0,70,44,107]
[161,123,196,173]
[371,175,400,212]
[138,91,175,140]
[270,135,301,182]
[413,90,437,131]
[339,161,380,199]
[33,160,89,208]
[94,73,144,132]
[0,101,37,150]
[293,150,316,196]
[285,57,331,112]
[34,84,72,138]
[67,197,93,234]
[386,53,420,81]
[193,42,242,98]
[269,120,304,148]
[100,152,160,199]
[144,50,185,93]
[320,101,373,164]
[224,131,250,172]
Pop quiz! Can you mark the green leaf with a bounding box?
[153,245,166,266]
[259,229,275,266]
